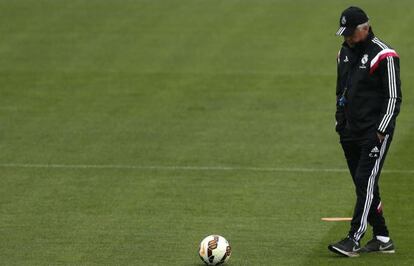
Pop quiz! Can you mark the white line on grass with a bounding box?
[0,163,413,174]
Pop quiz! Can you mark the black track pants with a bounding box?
[340,133,392,241]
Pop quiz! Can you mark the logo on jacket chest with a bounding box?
[359,54,369,69]
[343,55,349,62]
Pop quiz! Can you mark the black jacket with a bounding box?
[335,30,402,139]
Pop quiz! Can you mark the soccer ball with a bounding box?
[198,235,231,265]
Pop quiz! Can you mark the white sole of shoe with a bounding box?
[379,250,395,254]
[330,246,360,257]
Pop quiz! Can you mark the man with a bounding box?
[328,6,402,257]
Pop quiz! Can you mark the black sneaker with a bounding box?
[328,236,360,257]
[360,238,395,253]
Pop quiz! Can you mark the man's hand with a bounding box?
[377,132,385,143]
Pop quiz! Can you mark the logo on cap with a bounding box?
[341,16,347,25]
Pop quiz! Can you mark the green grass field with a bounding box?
[1,0,414,265]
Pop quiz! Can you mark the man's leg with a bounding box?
[327,139,362,257]
[368,181,389,237]
[340,139,361,184]
[358,135,396,253]
[349,134,392,242]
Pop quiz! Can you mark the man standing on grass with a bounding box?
[328,6,402,257]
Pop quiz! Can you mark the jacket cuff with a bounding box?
[377,128,386,135]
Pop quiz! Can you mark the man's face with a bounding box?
[344,26,369,46]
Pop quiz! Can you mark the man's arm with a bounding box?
[376,55,402,137]
[335,49,346,133]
